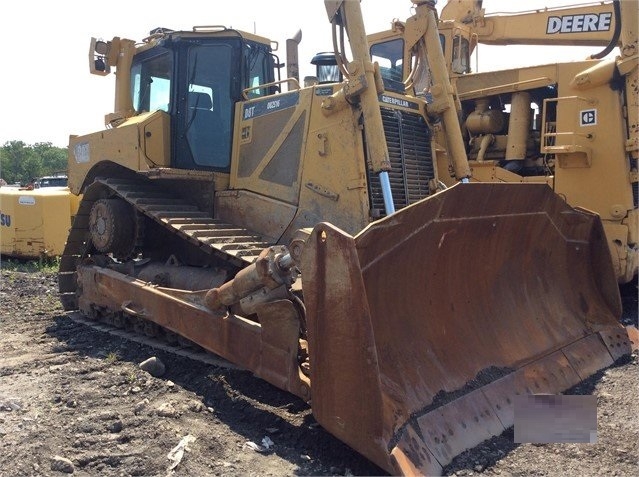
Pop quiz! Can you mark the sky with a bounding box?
[0,0,615,148]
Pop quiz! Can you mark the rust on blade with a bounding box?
[414,388,505,466]
[391,424,442,476]
[561,333,615,380]
[599,325,637,358]
[479,350,582,427]
[626,325,639,352]
[301,183,630,475]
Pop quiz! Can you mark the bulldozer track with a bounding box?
[59,176,275,311]
[58,176,277,359]
[66,311,238,369]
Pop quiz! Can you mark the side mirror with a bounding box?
[89,38,111,76]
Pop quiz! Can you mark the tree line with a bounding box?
[0,141,68,186]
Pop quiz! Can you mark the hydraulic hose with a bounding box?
[589,0,621,60]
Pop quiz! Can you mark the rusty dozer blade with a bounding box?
[301,183,631,476]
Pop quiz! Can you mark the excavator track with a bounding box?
[59,176,275,312]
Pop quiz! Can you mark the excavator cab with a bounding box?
[368,20,474,95]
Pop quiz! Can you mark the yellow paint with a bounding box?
[0,187,80,258]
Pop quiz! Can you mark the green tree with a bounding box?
[0,141,68,185]
[0,140,29,184]
[33,142,67,175]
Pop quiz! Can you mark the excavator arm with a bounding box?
[441,0,620,47]
[324,0,396,213]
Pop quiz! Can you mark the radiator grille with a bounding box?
[368,107,434,217]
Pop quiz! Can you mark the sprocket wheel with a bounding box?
[89,198,138,260]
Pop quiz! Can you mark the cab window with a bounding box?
[131,50,172,113]
[371,38,404,83]
[244,42,274,99]
[452,35,470,74]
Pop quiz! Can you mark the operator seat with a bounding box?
[186,91,227,168]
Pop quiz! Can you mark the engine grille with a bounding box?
[368,107,435,217]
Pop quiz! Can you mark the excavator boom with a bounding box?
[441,0,619,47]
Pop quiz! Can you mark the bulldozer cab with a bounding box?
[125,29,276,172]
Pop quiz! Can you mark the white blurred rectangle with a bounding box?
[514,394,597,443]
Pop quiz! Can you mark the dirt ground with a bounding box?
[0,266,637,477]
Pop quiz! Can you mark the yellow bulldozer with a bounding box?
[0,175,80,259]
[367,0,638,284]
[59,0,633,474]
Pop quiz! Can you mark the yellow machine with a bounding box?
[368,0,638,283]
[0,185,80,259]
[60,1,632,475]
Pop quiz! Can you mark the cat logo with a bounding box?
[580,109,597,126]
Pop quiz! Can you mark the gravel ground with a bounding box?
[0,266,637,476]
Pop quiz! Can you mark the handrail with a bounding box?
[242,78,301,100]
